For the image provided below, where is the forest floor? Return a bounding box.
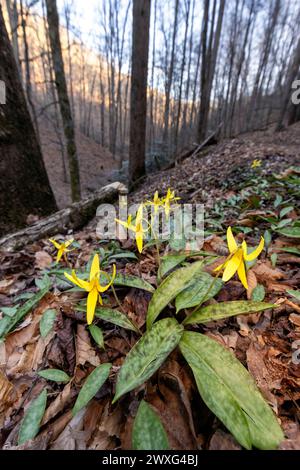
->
[0,123,300,450]
[40,119,119,208]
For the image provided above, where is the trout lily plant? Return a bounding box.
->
[11,189,284,450]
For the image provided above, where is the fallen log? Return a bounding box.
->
[0,182,127,251]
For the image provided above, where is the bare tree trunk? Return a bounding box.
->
[19,0,40,142]
[276,37,300,131]
[128,0,151,184]
[197,0,226,142]
[0,5,57,236]
[174,0,191,152]
[5,0,21,77]
[162,0,179,150]
[45,0,81,201]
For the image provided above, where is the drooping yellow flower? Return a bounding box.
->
[116,204,146,253]
[251,159,262,168]
[64,254,116,325]
[161,188,180,218]
[146,191,163,214]
[214,227,264,289]
[49,238,74,263]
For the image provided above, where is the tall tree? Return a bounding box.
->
[45,0,81,201]
[128,0,151,184]
[0,5,57,236]
[197,0,226,142]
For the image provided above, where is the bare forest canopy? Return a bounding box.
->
[3,0,300,164]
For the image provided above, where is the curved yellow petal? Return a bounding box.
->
[90,254,100,281]
[136,230,144,253]
[49,239,61,250]
[237,260,248,289]
[98,264,116,293]
[115,218,130,229]
[87,287,98,324]
[222,250,243,282]
[243,237,264,262]
[227,227,238,253]
[56,248,64,263]
[64,271,90,291]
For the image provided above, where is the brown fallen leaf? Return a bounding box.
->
[35,251,53,269]
[246,269,257,300]
[76,324,100,367]
[253,261,285,282]
[209,429,241,450]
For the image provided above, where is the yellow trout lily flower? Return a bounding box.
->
[146,191,163,214]
[115,204,146,253]
[251,159,262,168]
[215,227,264,289]
[161,188,180,218]
[49,238,74,263]
[64,254,116,325]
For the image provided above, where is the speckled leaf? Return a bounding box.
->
[183,301,274,325]
[276,227,300,238]
[175,272,223,312]
[158,254,187,278]
[147,261,204,329]
[180,332,284,450]
[73,363,111,415]
[88,324,105,349]
[112,318,184,403]
[38,369,70,383]
[95,307,139,333]
[113,273,154,292]
[287,289,300,301]
[76,306,139,333]
[18,390,47,445]
[40,309,56,337]
[251,284,265,302]
[0,285,50,340]
[132,400,169,450]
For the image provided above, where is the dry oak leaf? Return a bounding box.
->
[246,269,258,300]
[35,251,53,269]
[76,324,100,367]
[253,261,285,284]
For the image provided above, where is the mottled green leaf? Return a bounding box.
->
[279,206,294,219]
[175,272,223,312]
[73,363,111,415]
[183,301,274,325]
[113,273,154,292]
[287,289,300,301]
[251,285,265,302]
[180,332,284,449]
[279,247,300,256]
[147,261,204,329]
[40,309,56,337]
[0,285,50,340]
[263,230,272,249]
[113,318,184,403]
[270,253,277,268]
[18,390,47,445]
[94,307,139,333]
[1,305,19,318]
[158,254,186,278]
[276,227,300,238]
[88,324,105,349]
[38,369,70,383]
[132,400,169,450]
[76,305,139,333]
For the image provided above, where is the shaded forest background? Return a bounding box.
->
[1,0,300,208]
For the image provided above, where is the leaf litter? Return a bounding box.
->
[0,127,300,450]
